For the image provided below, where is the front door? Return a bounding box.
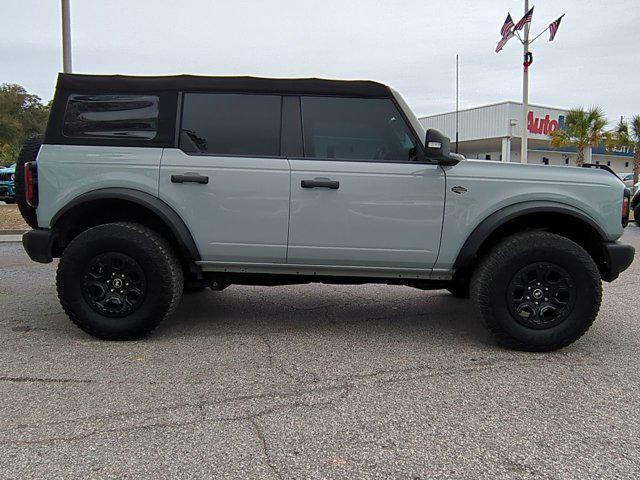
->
[160,93,290,264]
[287,96,445,269]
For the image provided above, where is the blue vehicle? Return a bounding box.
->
[0,163,16,204]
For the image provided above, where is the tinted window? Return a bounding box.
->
[63,95,159,139]
[180,93,281,156]
[301,97,418,161]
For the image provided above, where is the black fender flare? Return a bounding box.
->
[452,201,607,271]
[51,188,201,262]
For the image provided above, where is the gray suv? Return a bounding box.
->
[17,73,634,350]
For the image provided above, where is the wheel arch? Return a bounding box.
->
[452,201,608,277]
[51,188,201,266]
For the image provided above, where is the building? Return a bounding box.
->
[419,101,634,173]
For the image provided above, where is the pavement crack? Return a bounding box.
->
[250,417,284,480]
[257,333,304,384]
[0,376,92,384]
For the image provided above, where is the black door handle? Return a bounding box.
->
[171,174,209,184]
[301,178,339,189]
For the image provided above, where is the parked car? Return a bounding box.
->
[17,73,635,351]
[617,172,635,189]
[0,163,16,204]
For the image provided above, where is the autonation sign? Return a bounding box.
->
[527,111,565,136]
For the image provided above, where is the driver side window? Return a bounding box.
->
[300,96,418,162]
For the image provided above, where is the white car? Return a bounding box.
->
[618,172,635,189]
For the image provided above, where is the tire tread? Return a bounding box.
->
[56,222,183,340]
[471,231,602,351]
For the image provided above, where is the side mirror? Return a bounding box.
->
[425,129,461,166]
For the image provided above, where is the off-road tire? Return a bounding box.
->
[14,135,43,229]
[471,231,601,351]
[57,222,184,340]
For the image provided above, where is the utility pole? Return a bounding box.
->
[520,0,529,164]
[61,0,72,73]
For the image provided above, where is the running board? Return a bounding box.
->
[196,261,453,280]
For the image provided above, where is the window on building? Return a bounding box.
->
[63,94,159,139]
[485,154,491,160]
[626,162,630,168]
[542,157,549,165]
[607,161,611,166]
[565,157,569,165]
[595,161,600,165]
[300,97,417,161]
[180,93,282,156]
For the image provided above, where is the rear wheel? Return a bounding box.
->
[471,231,601,351]
[57,222,184,340]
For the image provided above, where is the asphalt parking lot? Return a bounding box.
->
[0,227,639,479]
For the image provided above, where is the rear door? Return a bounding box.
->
[159,93,290,263]
[287,96,445,269]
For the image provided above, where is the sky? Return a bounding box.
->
[2,0,639,123]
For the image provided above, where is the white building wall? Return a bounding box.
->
[419,102,510,141]
[419,101,634,172]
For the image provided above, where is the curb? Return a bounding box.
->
[0,234,23,243]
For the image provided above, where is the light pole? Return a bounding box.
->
[520,0,530,164]
[61,0,72,73]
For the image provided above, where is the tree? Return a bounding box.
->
[608,116,640,189]
[549,107,608,167]
[0,84,50,166]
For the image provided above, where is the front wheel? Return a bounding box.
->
[471,231,602,351]
[57,222,184,340]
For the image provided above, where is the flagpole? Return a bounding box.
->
[455,54,459,154]
[61,0,72,73]
[521,0,529,164]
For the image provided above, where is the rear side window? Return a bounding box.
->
[180,93,281,156]
[301,97,418,162]
[63,94,159,139]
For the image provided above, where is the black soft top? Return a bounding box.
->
[56,73,391,97]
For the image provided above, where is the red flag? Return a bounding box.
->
[549,14,565,41]
[514,7,534,31]
[500,14,515,37]
[495,31,515,53]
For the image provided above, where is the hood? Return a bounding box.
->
[449,159,624,189]
[0,164,16,174]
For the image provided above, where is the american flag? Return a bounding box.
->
[514,7,534,31]
[500,14,514,37]
[549,14,565,41]
[495,31,515,53]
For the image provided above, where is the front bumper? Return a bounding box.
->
[601,241,635,282]
[22,229,57,264]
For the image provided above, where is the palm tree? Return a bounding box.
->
[550,107,608,167]
[608,115,640,189]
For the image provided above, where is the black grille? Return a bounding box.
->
[0,172,12,182]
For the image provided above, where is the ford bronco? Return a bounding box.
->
[17,73,635,350]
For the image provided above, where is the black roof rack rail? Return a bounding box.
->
[581,163,618,178]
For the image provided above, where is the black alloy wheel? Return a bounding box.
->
[507,262,576,329]
[82,252,147,317]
